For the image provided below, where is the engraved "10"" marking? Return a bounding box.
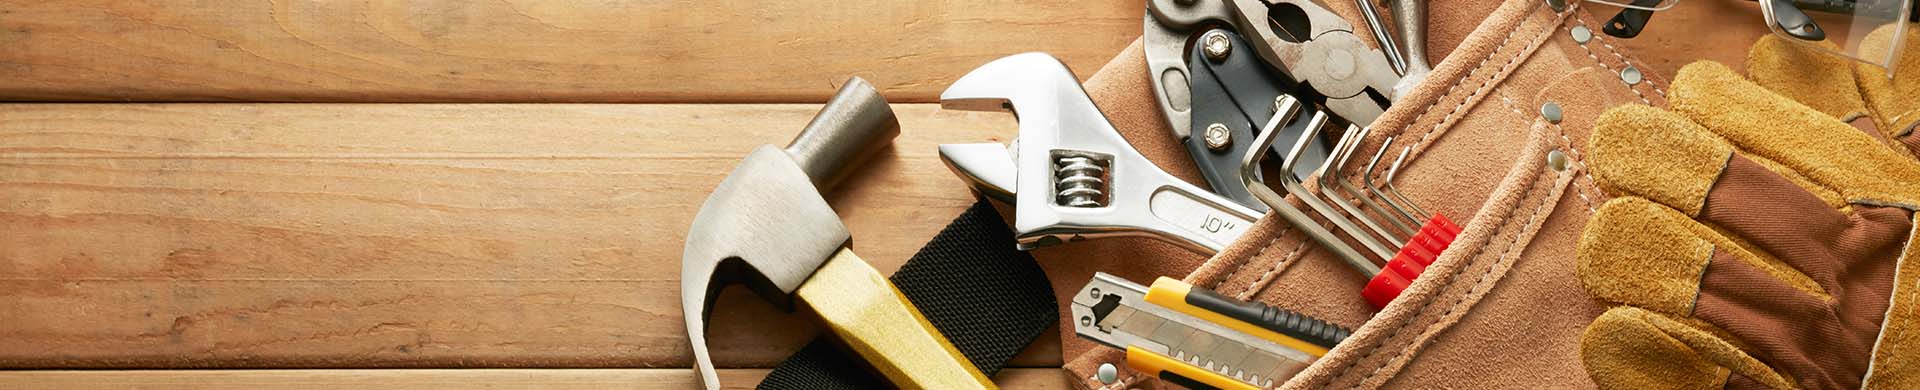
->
[1200,215,1236,233]
[1148,188,1253,251]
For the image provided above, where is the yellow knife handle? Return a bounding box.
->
[795,248,996,389]
[1143,277,1349,356]
[1125,346,1259,390]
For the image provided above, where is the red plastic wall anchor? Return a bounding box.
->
[1360,215,1459,309]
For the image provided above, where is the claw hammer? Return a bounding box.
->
[680,77,994,390]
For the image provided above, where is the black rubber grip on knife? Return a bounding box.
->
[1186,286,1351,349]
[1160,370,1222,390]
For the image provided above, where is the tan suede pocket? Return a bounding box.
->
[1287,118,1580,389]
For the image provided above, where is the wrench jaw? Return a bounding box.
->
[940,52,1112,250]
[938,53,1092,116]
[939,53,1261,254]
[936,143,1017,204]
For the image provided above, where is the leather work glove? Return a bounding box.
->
[1745,25,1920,158]
[1575,61,1920,389]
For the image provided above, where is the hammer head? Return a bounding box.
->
[682,77,898,390]
[684,145,851,310]
[682,145,849,388]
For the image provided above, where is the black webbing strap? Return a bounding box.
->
[757,200,1056,389]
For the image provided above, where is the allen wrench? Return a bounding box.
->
[1271,112,1400,261]
[1382,146,1431,218]
[1239,96,1383,276]
[1316,125,1416,242]
[1361,139,1428,223]
[1242,96,1459,309]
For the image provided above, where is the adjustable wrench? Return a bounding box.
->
[940,53,1260,254]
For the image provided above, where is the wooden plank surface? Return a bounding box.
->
[0,103,1059,368]
[0,368,1071,389]
[0,1,1139,103]
[1604,0,1773,79]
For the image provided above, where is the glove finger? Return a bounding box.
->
[1590,103,1845,216]
[1693,236,1888,390]
[1581,306,1792,390]
[1589,104,1733,216]
[1666,61,1920,208]
[1579,197,1715,315]
[1746,35,1870,125]
[1593,103,1850,213]
[1581,196,1900,389]
[1854,24,1920,147]
[1578,197,1829,314]
[1591,99,1877,289]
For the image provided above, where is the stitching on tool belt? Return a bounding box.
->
[1402,3,1565,157]
[1569,18,1656,105]
[1548,119,1601,212]
[1574,14,1668,100]
[1213,225,1294,292]
[1281,7,1567,385]
[1325,156,1555,384]
[1240,229,1314,299]
[1358,161,1568,385]
[1496,90,1600,212]
[1574,11,1666,98]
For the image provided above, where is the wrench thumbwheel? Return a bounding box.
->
[1054,156,1109,207]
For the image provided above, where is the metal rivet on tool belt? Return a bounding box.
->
[1571,25,1592,44]
[1205,123,1232,151]
[1540,102,1563,124]
[1620,66,1643,85]
[1098,363,1119,384]
[1546,0,1567,12]
[1548,150,1570,172]
[1203,31,1232,61]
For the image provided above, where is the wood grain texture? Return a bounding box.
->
[0,368,1072,389]
[0,1,1139,103]
[0,103,1060,368]
[1605,0,1773,80]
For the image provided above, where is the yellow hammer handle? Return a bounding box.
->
[795,248,995,389]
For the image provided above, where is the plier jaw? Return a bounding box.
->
[1146,0,1402,211]
[1150,0,1402,129]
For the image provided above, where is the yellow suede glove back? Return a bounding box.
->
[1575,60,1920,389]
[1746,27,1920,158]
